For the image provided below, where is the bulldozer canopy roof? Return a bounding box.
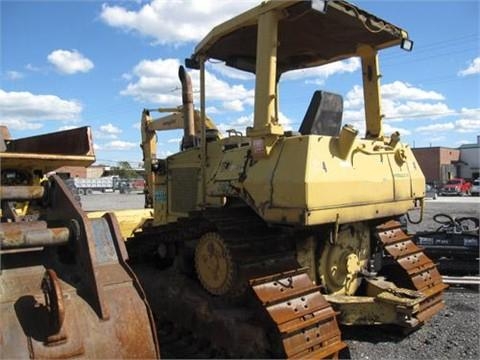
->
[188,0,409,74]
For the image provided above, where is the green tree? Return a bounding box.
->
[114,161,137,179]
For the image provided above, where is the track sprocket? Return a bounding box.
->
[194,232,235,295]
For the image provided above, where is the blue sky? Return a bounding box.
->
[1,0,479,167]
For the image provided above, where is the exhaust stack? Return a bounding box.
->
[179,66,195,149]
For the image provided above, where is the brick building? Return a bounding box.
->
[54,164,108,178]
[412,147,460,186]
[413,136,480,185]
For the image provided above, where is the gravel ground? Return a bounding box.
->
[345,290,479,360]
[408,196,479,234]
[82,193,480,359]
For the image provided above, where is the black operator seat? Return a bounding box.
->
[298,91,343,136]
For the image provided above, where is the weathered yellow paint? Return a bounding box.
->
[247,9,284,139]
[87,209,152,239]
[325,277,424,326]
[240,135,423,225]
[358,44,383,138]
[146,0,423,231]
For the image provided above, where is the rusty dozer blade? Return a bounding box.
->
[0,175,160,359]
[250,268,347,359]
[0,126,95,173]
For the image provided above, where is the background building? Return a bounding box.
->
[412,147,460,186]
[413,135,480,185]
[458,136,480,180]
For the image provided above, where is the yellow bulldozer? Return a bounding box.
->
[126,0,447,358]
[0,126,159,358]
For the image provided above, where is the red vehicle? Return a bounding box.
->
[439,178,472,196]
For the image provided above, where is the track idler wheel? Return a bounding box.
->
[194,232,235,295]
[318,223,370,295]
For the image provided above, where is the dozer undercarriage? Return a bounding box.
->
[0,126,159,359]
[129,205,446,358]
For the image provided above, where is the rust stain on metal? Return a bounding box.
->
[377,220,448,323]
[251,268,347,359]
[1,174,159,359]
[0,185,45,200]
[41,269,67,344]
[0,223,70,249]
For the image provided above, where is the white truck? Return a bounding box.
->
[73,176,119,195]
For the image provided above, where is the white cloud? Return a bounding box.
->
[94,132,118,140]
[167,137,181,143]
[121,58,254,112]
[455,119,480,133]
[6,71,24,80]
[384,101,451,121]
[458,107,480,119]
[202,70,254,106]
[206,106,220,114]
[25,64,41,72]
[0,119,43,131]
[0,89,82,130]
[410,108,480,135]
[223,99,244,112]
[132,122,141,130]
[382,81,444,101]
[57,125,78,131]
[216,114,251,135]
[102,140,137,150]
[278,112,294,131]
[415,123,455,133]
[122,73,133,81]
[100,0,255,45]
[343,81,452,123]
[458,57,480,77]
[208,63,255,81]
[100,123,122,134]
[283,58,360,84]
[120,58,183,103]
[383,123,411,136]
[47,49,94,74]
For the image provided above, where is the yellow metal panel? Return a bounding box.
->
[263,199,416,226]
[213,147,249,181]
[305,137,395,209]
[243,141,283,211]
[388,152,412,200]
[271,137,308,207]
[87,209,152,239]
[358,45,383,138]
[252,135,425,226]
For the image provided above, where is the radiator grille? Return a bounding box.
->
[170,167,199,213]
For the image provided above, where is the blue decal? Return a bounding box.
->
[155,189,167,203]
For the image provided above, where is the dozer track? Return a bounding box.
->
[201,207,347,358]
[376,220,448,325]
[129,207,346,358]
[250,269,347,359]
